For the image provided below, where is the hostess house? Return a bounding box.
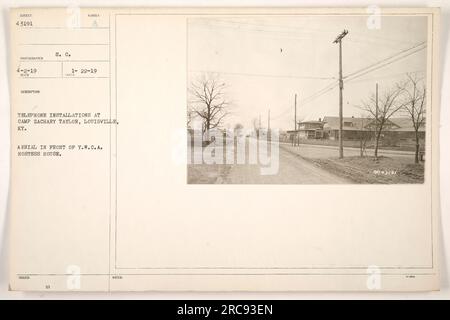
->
[288,116,425,147]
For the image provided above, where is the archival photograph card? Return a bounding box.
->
[8,7,440,291]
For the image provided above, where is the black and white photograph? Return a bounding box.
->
[2,5,445,296]
[187,14,428,184]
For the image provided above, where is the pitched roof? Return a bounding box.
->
[298,120,323,125]
[322,116,425,132]
[390,118,426,132]
[322,116,372,131]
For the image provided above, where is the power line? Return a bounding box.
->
[271,104,295,120]
[207,19,418,46]
[195,19,319,38]
[265,70,423,122]
[345,70,425,85]
[301,80,339,105]
[344,46,426,83]
[299,42,426,107]
[241,44,426,124]
[188,26,427,126]
[343,42,426,80]
[191,20,316,42]
[188,70,335,80]
[189,29,426,111]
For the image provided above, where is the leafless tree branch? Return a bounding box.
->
[188,74,231,136]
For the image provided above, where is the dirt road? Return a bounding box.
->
[220,144,351,184]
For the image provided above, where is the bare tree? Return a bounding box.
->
[188,74,230,141]
[187,106,194,129]
[251,117,262,139]
[252,118,259,132]
[234,123,244,137]
[361,84,405,159]
[398,74,426,163]
[358,116,370,157]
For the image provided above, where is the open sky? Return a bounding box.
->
[187,15,428,131]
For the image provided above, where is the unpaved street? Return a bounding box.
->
[219,144,351,184]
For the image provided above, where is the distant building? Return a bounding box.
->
[288,116,425,147]
[297,119,324,139]
[383,117,426,147]
[322,116,372,140]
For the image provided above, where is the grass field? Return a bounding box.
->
[187,163,232,184]
[307,156,424,184]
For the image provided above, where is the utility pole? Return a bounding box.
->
[268,109,270,130]
[333,29,348,159]
[294,94,297,131]
[375,83,378,125]
[294,93,297,146]
[375,83,379,158]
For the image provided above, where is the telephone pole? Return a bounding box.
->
[333,29,348,159]
[294,93,297,146]
[268,109,270,130]
[375,83,379,123]
[294,94,297,131]
[375,83,379,158]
